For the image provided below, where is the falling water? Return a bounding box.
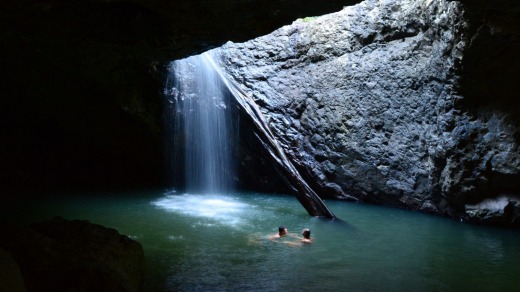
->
[164,52,236,193]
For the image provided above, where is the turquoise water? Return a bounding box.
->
[4,190,520,291]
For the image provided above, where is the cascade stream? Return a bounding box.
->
[165,52,237,194]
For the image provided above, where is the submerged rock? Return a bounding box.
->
[216,0,520,226]
[0,217,145,291]
[465,196,520,226]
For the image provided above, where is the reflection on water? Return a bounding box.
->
[3,191,520,291]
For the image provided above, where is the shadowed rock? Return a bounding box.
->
[0,247,26,292]
[0,217,145,292]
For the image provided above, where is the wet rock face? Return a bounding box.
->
[0,217,145,291]
[217,0,520,225]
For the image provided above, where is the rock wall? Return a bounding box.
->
[217,0,520,225]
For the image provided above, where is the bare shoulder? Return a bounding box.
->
[268,234,280,241]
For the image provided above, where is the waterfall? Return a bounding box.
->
[164,52,236,194]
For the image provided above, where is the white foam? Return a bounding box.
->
[151,194,248,226]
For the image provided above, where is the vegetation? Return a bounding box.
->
[299,16,318,23]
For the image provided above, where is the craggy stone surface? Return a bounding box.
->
[217,0,520,226]
[0,217,145,291]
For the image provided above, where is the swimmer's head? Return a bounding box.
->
[302,228,311,239]
[278,225,287,235]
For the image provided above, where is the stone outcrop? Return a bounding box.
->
[216,0,520,226]
[0,217,145,291]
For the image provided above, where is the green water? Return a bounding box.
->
[4,190,520,291]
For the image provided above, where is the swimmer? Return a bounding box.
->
[301,228,312,243]
[269,225,288,241]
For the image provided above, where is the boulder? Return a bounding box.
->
[0,217,145,292]
[465,197,520,226]
[0,247,26,292]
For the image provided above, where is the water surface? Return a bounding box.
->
[4,191,520,291]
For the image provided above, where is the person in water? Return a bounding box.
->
[301,228,312,243]
[269,225,288,241]
[279,228,313,246]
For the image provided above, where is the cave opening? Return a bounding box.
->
[1,0,520,290]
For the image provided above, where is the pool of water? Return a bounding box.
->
[3,190,520,291]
